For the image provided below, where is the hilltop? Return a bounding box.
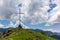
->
[0,25,55,40]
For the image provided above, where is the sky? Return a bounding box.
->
[0,0,60,32]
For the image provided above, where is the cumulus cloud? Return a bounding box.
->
[0,0,18,20]
[1,0,49,28]
[0,0,60,28]
[22,0,60,26]
[6,20,30,29]
[22,0,49,24]
[43,29,60,33]
[0,0,24,28]
[0,24,4,28]
[21,22,30,29]
[46,0,60,26]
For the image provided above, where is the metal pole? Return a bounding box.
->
[18,7,24,26]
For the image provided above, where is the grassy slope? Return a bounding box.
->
[0,28,55,40]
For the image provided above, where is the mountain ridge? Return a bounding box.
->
[0,27,55,40]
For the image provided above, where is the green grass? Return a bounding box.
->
[0,28,55,40]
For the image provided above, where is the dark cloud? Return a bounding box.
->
[0,0,19,20]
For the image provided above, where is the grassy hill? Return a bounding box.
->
[0,28,55,40]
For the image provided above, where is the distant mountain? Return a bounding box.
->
[31,29,44,33]
[0,28,8,32]
[33,29,60,40]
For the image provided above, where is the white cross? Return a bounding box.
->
[15,7,24,25]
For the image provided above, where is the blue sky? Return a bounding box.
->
[0,0,60,32]
[0,20,10,26]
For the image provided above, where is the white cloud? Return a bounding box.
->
[0,24,4,28]
[0,0,19,20]
[43,29,60,33]
[5,0,50,28]
[22,0,49,24]
[6,20,30,29]
[21,22,30,29]
[6,22,16,28]
[21,0,60,26]
[0,0,4,7]
[6,20,20,28]
[0,0,60,28]
[46,0,60,26]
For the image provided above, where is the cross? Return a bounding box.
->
[16,3,24,25]
[18,4,24,26]
[18,8,24,22]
